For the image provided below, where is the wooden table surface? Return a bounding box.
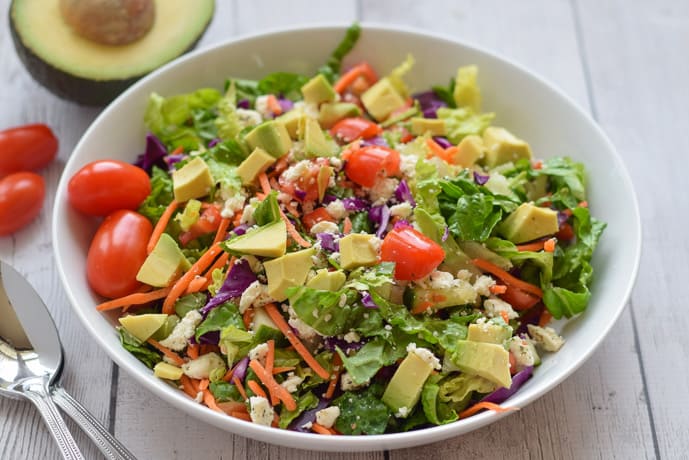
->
[1,1,686,459]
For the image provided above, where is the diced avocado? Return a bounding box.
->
[245,120,293,158]
[498,203,559,244]
[306,269,346,291]
[154,362,184,380]
[301,73,337,105]
[318,102,362,128]
[409,117,446,137]
[382,351,434,416]
[482,127,532,168]
[237,147,276,186]
[252,305,280,333]
[407,283,478,311]
[264,248,316,301]
[339,234,379,270]
[525,174,549,201]
[451,340,512,389]
[172,156,214,202]
[225,220,287,257]
[150,315,180,341]
[119,314,168,342]
[453,65,482,111]
[136,234,189,287]
[450,135,485,167]
[467,322,513,344]
[276,110,306,140]
[361,78,407,121]
[303,117,335,157]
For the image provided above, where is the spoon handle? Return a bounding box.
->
[52,385,138,460]
[21,379,85,460]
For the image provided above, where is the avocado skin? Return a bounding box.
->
[8,1,213,106]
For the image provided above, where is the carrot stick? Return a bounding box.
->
[146,338,185,366]
[242,307,254,330]
[249,359,297,410]
[258,172,272,195]
[247,380,268,399]
[279,208,311,248]
[265,94,283,115]
[472,258,543,298]
[342,216,352,234]
[212,217,231,245]
[515,241,545,252]
[96,287,172,311]
[162,243,224,314]
[198,378,209,391]
[180,375,197,398]
[265,340,275,375]
[538,309,553,327]
[444,146,460,159]
[203,389,223,413]
[426,138,451,162]
[500,310,510,324]
[185,276,208,294]
[233,376,248,401]
[458,401,518,419]
[410,300,434,315]
[217,401,248,415]
[325,354,342,400]
[543,238,557,253]
[283,201,301,218]
[311,423,334,435]
[264,304,329,379]
[187,343,199,360]
[333,62,378,94]
[230,411,252,422]
[147,200,179,254]
[489,284,508,295]
[271,366,295,375]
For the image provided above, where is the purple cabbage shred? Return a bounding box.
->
[134,133,167,173]
[316,233,340,252]
[413,91,447,119]
[360,291,379,309]
[442,226,450,242]
[481,366,534,404]
[361,136,389,147]
[393,219,411,230]
[197,330,220,345]
[288,398,330,432]
[473,171,490,185]
[394,179,416,207]
[232,356,250,382]
[323,336,365,354]
[278,97,294,113]
[201,259,256,315]
[237,99,250,109]
[369,204,390,239]
[432,136,453,149]
[208,138,221,148]
[342,197,369,212]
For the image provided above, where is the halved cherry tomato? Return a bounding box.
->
[302,207,335,232]
[0,124,58,176]
[380,226,445,281]
[556,222,575,241]
[344,145,401,188]
[179,205,222,246]
[68,160,151,216]
[0,172,45,235]
[330,117,382,143]
[499,285,541,311]
[278,158,328,202]
[86,210,152,299]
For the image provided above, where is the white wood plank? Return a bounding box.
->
[575,0,689,457]
[361,1,656,458]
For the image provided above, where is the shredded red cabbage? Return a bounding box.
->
[360,291,379,309]
[480,366,533,404]
[369,204,390,238]
[208,138,221,148]
[134,133,168,173]
[441,226,450,242]
[433,136,453,149]
[294,189,307,200]
[473,171,490,185]
[394,179,416,206]
[198,330,220,345]
[413,91,447,119]
[342,197,369,212]
[393,219,411,230]
[230,224,248,236]
[237,99,250,109]
[323,336,365,354]
[201,259,256,315]
[316,233,340,252]
[558,210,570,227]
[516,303,544,335]
[232,356,250,382]
[361,136,389,147]
[278,97,294,113]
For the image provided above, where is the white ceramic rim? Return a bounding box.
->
[53,22,642,452]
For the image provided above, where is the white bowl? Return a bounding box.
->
[53,24,641,451]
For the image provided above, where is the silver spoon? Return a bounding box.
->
[0,260,137,460]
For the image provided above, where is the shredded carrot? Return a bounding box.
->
[212,218,231,245]
[578,200,588,208]
[269,156,290,178]
[233,376,248,401]
[264,304,329,379]
[217,401,248,415]
[147,200,179,254]
[458,401,518,419]
[199,344,220,356]
[247,379,268,399]
[325,354,342,400]
[490,284,508,295]
[311,423,334,435]
[185,276,208,294]
[265,340,275,375]
[342,216,352,234]
[187,343,199,360]
[333,62,378,93]
[272,412,280,428]
[271,366,295,375]
[532,160,543,170]
[198,378,209,391]
[146,338,185,366]
[265,94,283,115]
[202,389,223,413]
[269,176,281,191]
[279,208,311,248]
[242,307,254,330]
[538,310,553,327]
[162,243,224,314]
[258,172,272,195]
[222,360,241,382]
[472,258,543,298]
[500,310,510,324]
[410,300,434,315]
[426,137,447,159]
[232,211,244,230]
[180,375,197,398]
[543,238,557,253]
[96,287,171,311]
[283,200,301,218]
[249,360,295,409]
[516,241,545,252]
[189,378,201,393]
[444,145,460,160]
[231,411,252,422]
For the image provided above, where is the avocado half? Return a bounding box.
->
[9,0,215,106]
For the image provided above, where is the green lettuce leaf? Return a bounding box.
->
[333,383,391,435]
[421,374,459,425]
[436,107,494,144]
[209,381,243,402]
[118,328,161,369]
[254,191,281,226]
[257,72,309,101]
[195,303,244,341]
[174,292,206,318]
[287,287,361,336]
[438,373,496,410]
[318,23,361,82]
[137,166,174,224]
[279,392,319,429]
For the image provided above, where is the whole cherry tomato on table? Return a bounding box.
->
[344,145,400,188]
[68,159,151,216]
[0,124,58,176]
[86,210,152,299]
[0,172,45,236]
[380,225,445,281]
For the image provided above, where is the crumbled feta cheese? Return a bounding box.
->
[158,310,202,351]
[182,352,225,379]
[240,199,259,225]
[527,324,565,352]
[329,156,343,169]
[236,108,262,128]
[240,255,263,273]
[456,269,473,281]
[249,396,275,426]
[367,236,382,255]
[395,407,411,418]
[282,159,312,182]
[340,372,368,391]
[368,177,398,205]
[239,281,272,313]
[508,336,540,369]
[338,293,347,307]
[329,252,341,263]
[400,154,418,179]
[484,297,519,320]
[301,421,313,430]
[315,406,341,428]
[473,275,496,297]
[280,372,304,393]
[343,331,360,343]
[325,199,347,220]
[288,307,320,340]
[406,343,441,370]
[248,343,269,364]
[389,202,413,218]
[419,271,455,290]
[221,193,246,219]
[310,220,340,235]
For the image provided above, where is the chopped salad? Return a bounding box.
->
[86,24,606,435]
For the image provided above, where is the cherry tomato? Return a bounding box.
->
[380,226,445,281]
[499,285,540,311]
[0,124,58,176]
[278,158,328,202]
[68,160,151,216]
[302,207,335,232]
[0,172,45,235]
[87,210,152,299]
[330,117,382,143]
[344,145,400,188]
[179,205,222,246]
[556,222,575,241]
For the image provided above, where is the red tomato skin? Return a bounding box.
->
[68,160,151,216]
[302,207,335,232]
[499,285,540,311]
[86,210,152,299]
[0,172,45,235]
[344,146,401,188]
[0,124,58,176]
[330,118,382,143]
[380,226,445,281]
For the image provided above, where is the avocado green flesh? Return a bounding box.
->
[382,352,434,415]
[9,0,214,105]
